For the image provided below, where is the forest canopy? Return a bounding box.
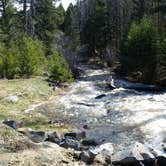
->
[0,0,166,85]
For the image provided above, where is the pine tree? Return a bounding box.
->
[63,3,75,36]
[0,0,18,43]
[63,3,80,48]
[34,0,59,54]
[56,3,65,29]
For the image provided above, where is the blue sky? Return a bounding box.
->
[60,0,76,10]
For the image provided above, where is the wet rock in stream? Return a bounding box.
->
[83,124,90,129]
[95,94,106,99]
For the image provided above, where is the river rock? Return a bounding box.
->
[82,139,98,146]
[29,131,46,143]
[45,132,60,144]
[141,158,155,166]
[3,120,22,129]
[60,137,81,150]
[5,95,19,103]
[83,124,90,130]
[80,149,97,164]
[95,94,106,99]
[112,157,140,166]
[64,131,86,140]
[156,156,166,166]
[131,142,154,160]
[17,128,46,143]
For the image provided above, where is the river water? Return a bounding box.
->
[58,65,166,160]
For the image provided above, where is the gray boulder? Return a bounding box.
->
[60,137,81,150]
[45,132,60,144]
[29,131,46,143]
[3,120,22,129]
[81,139,98,147]
[17,128,46,143]
[113,157,141,166]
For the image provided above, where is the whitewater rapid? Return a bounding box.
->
[59,65,166,160]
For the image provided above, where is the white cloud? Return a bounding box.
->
[60,0,76,10]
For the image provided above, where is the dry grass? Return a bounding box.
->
[0,77,51,121]
[0,77,71,132]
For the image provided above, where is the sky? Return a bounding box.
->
[14,0,76,11]
[60,0,76,10]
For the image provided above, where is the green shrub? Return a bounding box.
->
[0,34,73,83]
[16,35,46,77]
[0,43,19,79]
[121,18,158,83]
[48,51,73,83]
[0,34,46,79]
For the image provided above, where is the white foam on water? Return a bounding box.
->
[59,65,166,157]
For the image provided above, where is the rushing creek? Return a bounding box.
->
[56,65,166,160]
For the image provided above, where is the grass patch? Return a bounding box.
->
[0,77,52,124]
[0,77,72,132]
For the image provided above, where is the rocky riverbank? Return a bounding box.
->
[1,120,166,166]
